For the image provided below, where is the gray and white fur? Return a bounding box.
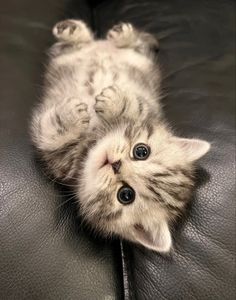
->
[31,20,210,252]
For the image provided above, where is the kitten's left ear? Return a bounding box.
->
[133,220,172,253]
[171,137,210,162]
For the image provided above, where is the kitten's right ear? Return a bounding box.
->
[171,137,210,162]
[132,220,172,253]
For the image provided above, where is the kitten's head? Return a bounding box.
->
[77,119,210,252]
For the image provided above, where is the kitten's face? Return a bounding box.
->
[77,121,210,252]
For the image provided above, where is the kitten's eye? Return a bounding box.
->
[117,185,135,205]
[133,143,150,160]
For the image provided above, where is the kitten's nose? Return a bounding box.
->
[111,160,121,174]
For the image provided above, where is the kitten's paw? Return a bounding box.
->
[59,99,90,130]
[107,23,137,47]
[94,86,125,119]
[53,19,93,43]
[73,102,90,127]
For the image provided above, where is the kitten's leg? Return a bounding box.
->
[33,98,90,152]
[32,98,91,181]
[52,19,94,45]
[107,23,159,55]
[94,85,142,121]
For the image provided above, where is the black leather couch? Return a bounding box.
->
[0,1,235,299]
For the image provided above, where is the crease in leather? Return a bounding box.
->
[120,241,135,300]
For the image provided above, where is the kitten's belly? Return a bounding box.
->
[52,41,155,128]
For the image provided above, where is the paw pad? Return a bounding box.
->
[107,23,136,47]
[53,20,79,39]
[52,19,93,43]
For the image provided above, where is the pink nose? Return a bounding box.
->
[111,160,121,174]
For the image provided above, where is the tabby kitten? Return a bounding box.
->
[31,20,210,252]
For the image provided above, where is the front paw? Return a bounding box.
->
[59,99,90,130]
[94,86,125,119]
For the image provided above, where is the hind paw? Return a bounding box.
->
[53,19,93,43]
[107,23,137,47]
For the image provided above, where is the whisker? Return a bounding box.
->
[40,168,79,188]
[52,191,77,198]
[54,194,78,210]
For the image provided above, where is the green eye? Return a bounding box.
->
[133,143,150,160]
[117,185,135,205]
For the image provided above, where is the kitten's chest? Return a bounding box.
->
[68,50,126,126]
[74,55,122,128]
[54,41,154,127]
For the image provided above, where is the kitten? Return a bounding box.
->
[31,20,210,252]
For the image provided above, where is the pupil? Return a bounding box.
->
[133,143,150,160]
[121,188,132,201]
[117,185,135,204]
[136,146,147,157]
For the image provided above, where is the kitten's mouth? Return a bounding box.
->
[99,153,110,169]
[99,153,121,174]
[101,157,109,168]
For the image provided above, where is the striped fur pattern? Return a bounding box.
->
[31,20,210,252]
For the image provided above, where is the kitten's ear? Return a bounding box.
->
[133,221,172,253]
[172,137,210,162]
